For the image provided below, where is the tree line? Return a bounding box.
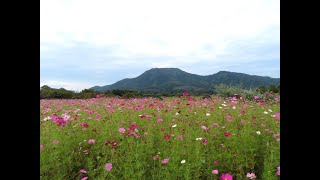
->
[40,84,279,99]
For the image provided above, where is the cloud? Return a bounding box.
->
[41,0,279,90]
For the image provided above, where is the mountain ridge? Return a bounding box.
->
[91,68,280,92]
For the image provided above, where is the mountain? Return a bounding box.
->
[91,68,280,92]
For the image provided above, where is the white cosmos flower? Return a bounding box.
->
[194,112,197,115]
[219,106,222,109]
[206,113,210,116]
[264,111,268,114]
[181,160,186,164]
[256,131,261,135]
[176,112,180,115]
[172,124,177,127]
[222,104,227,106]
[196,138,203,140]
[269,109,273,112]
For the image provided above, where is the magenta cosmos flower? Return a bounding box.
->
[164,134,170,140]
[88,139,95,144]
[105,163,113,171]
[178,135,183,140]
[202,138,207,145]
[277,166,280,176]
[161,158,169,164]
[118,128,126,133]
[81,177,88,180]
[212,170,219,174]
[220,173,232,180]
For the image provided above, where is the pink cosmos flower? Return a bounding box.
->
[273,134,280,138]
[178,135,183,140]
[105,163,113,171]
[161,158,169,164]
[220,173,233,180]
[80,123,89,129]
[212,123,219,127]
[213,160,218,164]
[202,103,207,107]
[232,106,236,109]
[157,119,163,123]
[88,139,95,144]
[108,108,115,113]
[277,166,280,176]
[254,96,259,99]
[80,169,87,173]
[52,140,59,144]
[212,170,219,174]
[241,120,245,124]
[153,156,158,160]
[276,138,280,142]
[40,145,43,150]
[81,177,88,180]
[266,93,270,97]
[183,92,190,96]
[246,173,256,179]
[118,128,126,133]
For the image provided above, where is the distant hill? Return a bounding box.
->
[91,68,280,92]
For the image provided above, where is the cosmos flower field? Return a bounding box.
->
[40,94,280,179]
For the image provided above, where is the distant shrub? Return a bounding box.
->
[214,84,280,101]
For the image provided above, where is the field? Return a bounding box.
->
[40,94,280,179]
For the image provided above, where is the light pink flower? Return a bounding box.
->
[81,177,88,180]
[118,128,126,133]
[105,163,113,171]
[40,145,43,150]
[161,158,169,164]
[178,135,183,140]
[277,166,280,176]
[88,139,95,144]
[52,140,59,144]
[212,170,219,174]
[246,173,256,179]
[153,156,158,160]
[202,103,206,107]
[201,126,208,131]
[157,119,163,123]
[80,169,87,173]
[232,106,236,109]
[254,96,259,99]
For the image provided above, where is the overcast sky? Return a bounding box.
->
[40,0,280,91]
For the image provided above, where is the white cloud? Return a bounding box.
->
[41,0,279,58]
[40,80,107,91]
[40,0,280,90]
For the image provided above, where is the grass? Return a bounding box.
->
[40,95,280,179]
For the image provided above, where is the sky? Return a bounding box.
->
[40,0,280,91]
